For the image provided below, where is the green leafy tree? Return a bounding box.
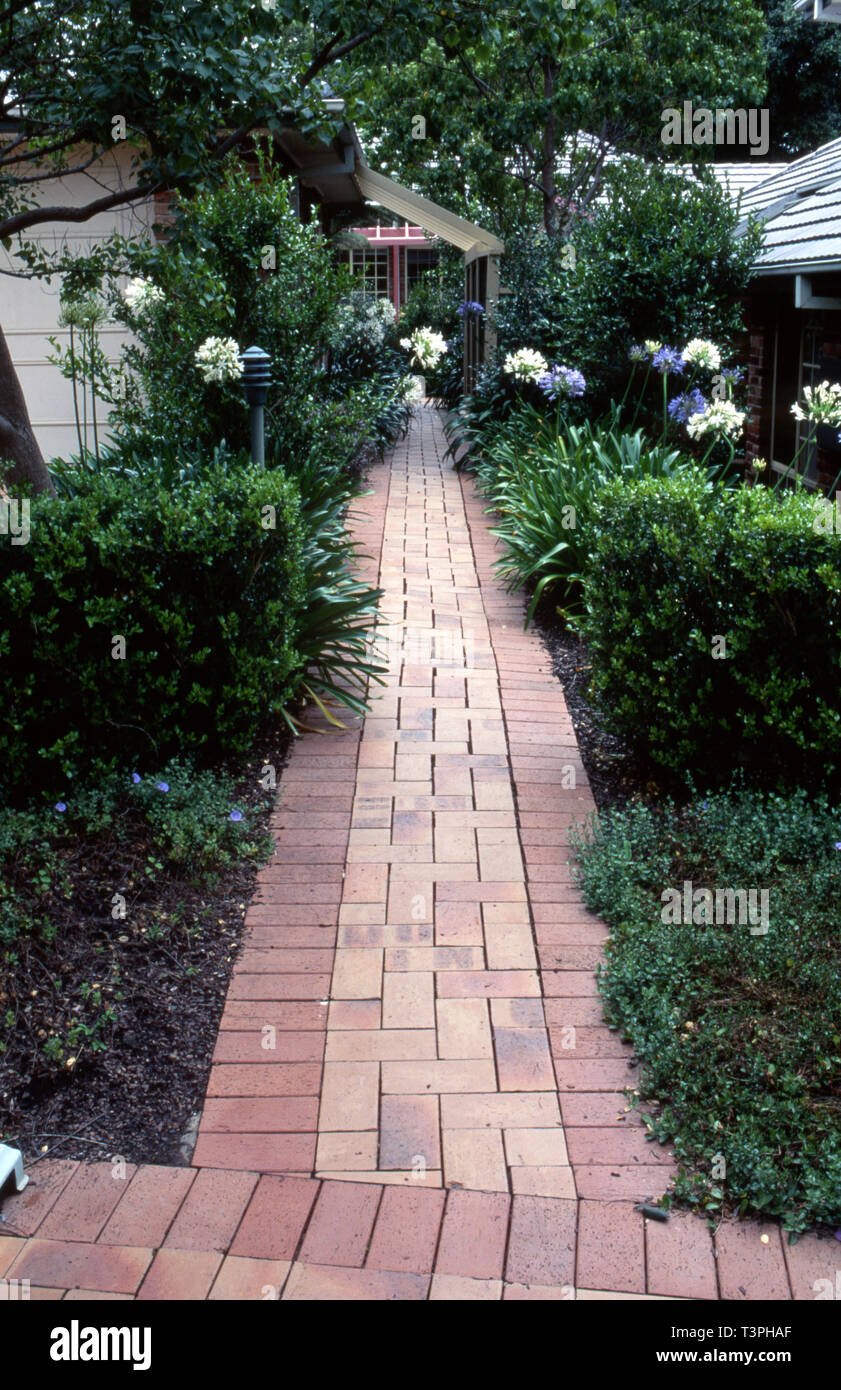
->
[0,0,503,493]
[761,0,841,156]
[348,0,767,238]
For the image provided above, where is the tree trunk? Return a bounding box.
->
[0,320,55,495]
[541,58,557,238]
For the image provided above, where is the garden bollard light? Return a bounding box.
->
[239,345,271,467]
[0,1142,28,1195]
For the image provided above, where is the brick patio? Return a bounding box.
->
[1,406,836,1300]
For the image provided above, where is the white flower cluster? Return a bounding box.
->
[400,326,448,370]
[402,374,426,404]
[503,348,548,383]
[193,336,244,384]
[332,292,396,354]
[122,276,165,316]
[790,380,841,427]
[683,338,722,372]
[686,399,745,441]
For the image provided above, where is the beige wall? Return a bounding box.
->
[1,147,156,461]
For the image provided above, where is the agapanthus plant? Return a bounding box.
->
[668,389,707,424]
[682,338,722,372]
[623,335,743,455]
[457,301,484,318]
[651,346,686,375]
[400,326,448,371]
[194,336,244,385]
[539,364,586,401]
[790,380,841,427]
[777,380,841,491]
[503,348,549,383]
[686,399,745,442]
[122,276,165,316]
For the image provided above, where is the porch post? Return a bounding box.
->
[391,243,401,313]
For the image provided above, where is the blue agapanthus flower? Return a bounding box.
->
[719,366,744,385]
[668,389,707,423]
[539,364,586,400]
[457,301,484,317]
[652,346,686,375]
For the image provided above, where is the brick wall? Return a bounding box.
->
[743,299,767,465]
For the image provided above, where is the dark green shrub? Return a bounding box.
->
[492,165,761,415]
[0,458,305,796]
[571,790,841,1233]
[111,152,345,461]
[580,473,841,787]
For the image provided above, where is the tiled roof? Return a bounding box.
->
[733,136,841,272]
[710,163,788,198]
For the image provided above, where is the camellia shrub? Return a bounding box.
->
[493,163,761,415]
[580,471,841,788]
[0,457,305,797]
[110,151,344,461]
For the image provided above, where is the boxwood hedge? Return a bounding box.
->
[0,460,305,797]
[580,472,841,788]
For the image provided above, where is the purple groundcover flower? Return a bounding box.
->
[156,781,169,793]
[457,301,484,317]
[652,346,686,375]
[55,802,67,813]
[668,389,708,423]
[132,772,141,784]
[230,810,243,822]
[539,363,586,400]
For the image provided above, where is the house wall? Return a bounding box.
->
[348,225,439,313]
[1,146,155,462]
[744,289,841,489]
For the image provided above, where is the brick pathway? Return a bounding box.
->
[1,406,837,1300]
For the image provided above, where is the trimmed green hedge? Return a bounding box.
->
[580,472,841,787]
[0,461,304,796]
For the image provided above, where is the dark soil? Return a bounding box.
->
[0,729,291,1168]
[536,614,673,812]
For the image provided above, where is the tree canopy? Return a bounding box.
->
[345,0,768,236]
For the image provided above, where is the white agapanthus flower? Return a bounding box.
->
[503,348,549,383]
[790,380,841,427]
[686,399,745,441]
[643,339,663,356]
[402,374,426,404]
[400,326,448,371]
[682,338,722,372]
[123,276,165,315]
[194,336,244,384]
